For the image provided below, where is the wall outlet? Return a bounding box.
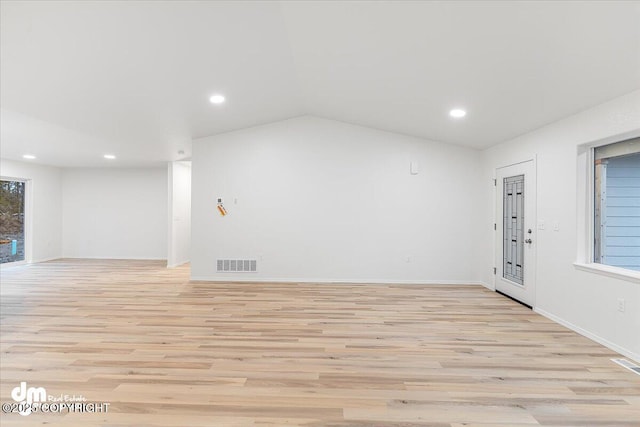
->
[617,298,625,312]
[406,256,412,263]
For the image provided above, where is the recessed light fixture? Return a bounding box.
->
[209,94,225,104]
[449,108,467,118]
[103,154,116,160]
[22,154,36,159]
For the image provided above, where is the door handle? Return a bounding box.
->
[525,238,533,244]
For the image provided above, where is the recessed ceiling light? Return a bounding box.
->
[22,154,36,159]
[449,108,467,118]
[209,94,225,104]
[104,154,116,160]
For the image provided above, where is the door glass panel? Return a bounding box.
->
[0,180,26,264]
[503,175,524,285]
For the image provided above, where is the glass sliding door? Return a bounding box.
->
[0,179,26,264]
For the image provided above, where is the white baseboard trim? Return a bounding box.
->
[167,261,190,268]
[479,281,495,291]
[534,307,640,363]
[32,257,62,263]
[61,256,167,261]
[0,261,27,269]
[0,257,61,270]
[190,276,483,285]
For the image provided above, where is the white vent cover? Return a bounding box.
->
[611,358,640,375]
[216,259,257,273]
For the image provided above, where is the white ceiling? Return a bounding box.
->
[1,1,639,167]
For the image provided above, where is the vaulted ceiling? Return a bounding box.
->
[1,1,639,167]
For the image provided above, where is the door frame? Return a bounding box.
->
[493,157,537,308]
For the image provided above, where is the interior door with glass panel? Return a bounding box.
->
[495,160,536,307]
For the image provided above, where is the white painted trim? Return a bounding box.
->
[492,174,497,290]
[167,161,173,269]
[190,277,483,285]
[1,257,62,270]
[494,156,538,307]
[576,148,593,264]
[24,179,33,264]
[167,161,191,269]
[573,262,640,284]
[479,281,495,291]
[0,260,27,269]
[535,307,640,363]
[0,175,32,264]
[167,261,189,268]
[579,129,640,153]
[61,256,167,261]
[31,257,62,264]
[576,129,640,265]
[611,358,640,376]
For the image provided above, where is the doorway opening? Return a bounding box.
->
[167,161,192,268]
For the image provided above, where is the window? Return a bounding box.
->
[594,138,640,271]
[0,179,26,264]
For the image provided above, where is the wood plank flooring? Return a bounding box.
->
[0,259,638,426]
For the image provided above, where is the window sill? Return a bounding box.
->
[573,262,640,284]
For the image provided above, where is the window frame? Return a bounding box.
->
[575,130,640,284]
[0,175,32,267]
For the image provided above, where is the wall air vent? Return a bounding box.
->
[611,358,640,376]
[216,259,257,273]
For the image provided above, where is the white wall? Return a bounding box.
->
[167,161,191,267]
[62,168,167,259]
[477,90,640,361]
[0,159,62,262]
[192,116,482,283]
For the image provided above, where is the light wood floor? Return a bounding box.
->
[0,259,638,426]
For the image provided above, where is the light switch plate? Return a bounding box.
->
[410,161,419,175]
